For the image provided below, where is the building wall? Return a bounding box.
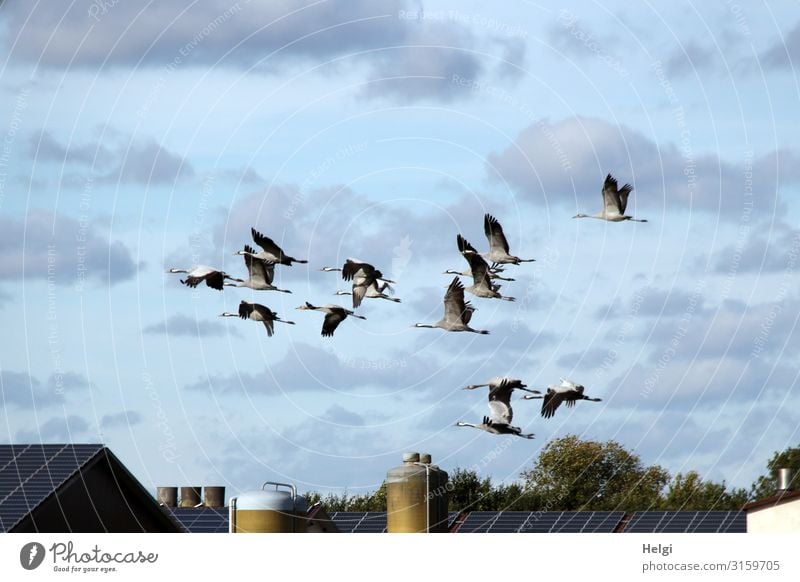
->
[746,499,800,533]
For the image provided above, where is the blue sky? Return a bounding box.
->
[1,0,799,499]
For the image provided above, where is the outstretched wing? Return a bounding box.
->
[342,259,374,282]
[617,182,633,214]
[602,174,623,215]
[251,228,284,258]
[458,234,490,286]
[541,388,565,419]
[252,304,276,337]
[488,399,513,425]
[462,301,476,324]
[443,277,468,323]
[321,308,347,337]
[243,245,275,285]
[488,378,514,409]
[238,300,254,320]
[484,214,510,254]
[351,282,368,308]
[204,271,225,290]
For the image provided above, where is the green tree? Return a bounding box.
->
[520,435,670,511]
[659,471,749,510]
[446,468,495,511]
[488,482,540,511]
[303,483,387,512]
[750,445,800,499]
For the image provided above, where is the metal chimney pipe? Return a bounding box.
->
[180,486,202,507]
[204,486,225,508]
[156,486,178,507]
[777,468,795,491]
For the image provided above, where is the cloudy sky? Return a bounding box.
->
[1,0,799,500]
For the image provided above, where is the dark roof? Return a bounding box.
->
[623,511,745,533]
[456,511,624,533]
[329,511,387,533]
[0,444,104,532]
[169,509,459,533]
[0,443,181,533]
[168,507,228,533]
[742,489,800,512]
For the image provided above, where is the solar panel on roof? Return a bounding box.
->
[0,444,104,532]
[170,507,229,533]
[329,511,389,533]
[455,511,625,533]
[624,511,745,533]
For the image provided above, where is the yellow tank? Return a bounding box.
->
[387,452,447,533]
[230,482,302,533]
[420,454,449,532]
[292,495,309,533]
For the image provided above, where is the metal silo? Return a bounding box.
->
[387,452,448,533]
[420,454,449,533]
[229,482,304,533]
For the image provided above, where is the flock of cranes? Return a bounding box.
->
[168,174,644,439]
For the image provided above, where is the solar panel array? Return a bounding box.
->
[328,511,459,532]
[329,511,387,532]
[169,507,229,533]
[0,444,104,532]
[624,511,746,533]
[457,511,625,533]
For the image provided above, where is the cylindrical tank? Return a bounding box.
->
[427,463,449,532]
[292,495,309,533]
[204,486,225,508]
[778,468,796,491]
[179,486,201,507]
[387,452,431,533]
[230,482,298,533]
[156,486,178,507]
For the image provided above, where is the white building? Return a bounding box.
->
[744,489,800,533]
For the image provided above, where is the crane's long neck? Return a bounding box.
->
[219,312,238,317]
[168,268,188,274]
[463,384,489,390]
[414,323,435,328]
[456,422,478,429]
[276,318,296,325]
